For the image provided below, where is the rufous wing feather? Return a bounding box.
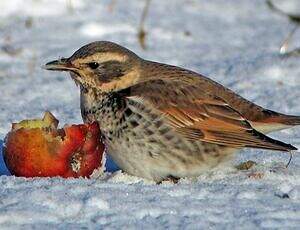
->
[126,80,297,152]
[161,99,296,151]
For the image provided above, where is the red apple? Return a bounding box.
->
[3,112,105,178]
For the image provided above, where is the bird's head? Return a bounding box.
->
[44,41,142,93]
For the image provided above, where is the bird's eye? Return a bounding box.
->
[88,62,99,69]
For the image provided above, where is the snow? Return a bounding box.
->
[0,0,300,228]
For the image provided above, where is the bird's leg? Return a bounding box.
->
[157,175,180,185]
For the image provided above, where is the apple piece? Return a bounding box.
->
[3,112,105,178]
[12,111,58,130]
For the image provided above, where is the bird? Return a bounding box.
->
[44,41,300,182]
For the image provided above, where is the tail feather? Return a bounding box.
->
[252,109,300,133]
[278,115,300,126]
[261,110,300,126]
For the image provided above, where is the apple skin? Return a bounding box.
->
[3,112,105,178]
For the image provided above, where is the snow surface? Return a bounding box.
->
[0,0,300,228]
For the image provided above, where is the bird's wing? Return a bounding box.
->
[126,79,296,151]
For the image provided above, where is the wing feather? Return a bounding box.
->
[125,79,296,151]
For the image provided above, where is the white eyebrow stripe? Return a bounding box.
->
[76,52,128,64]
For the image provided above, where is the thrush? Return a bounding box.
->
[44,41,300,182]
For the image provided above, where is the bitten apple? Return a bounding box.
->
[3,112,105,178]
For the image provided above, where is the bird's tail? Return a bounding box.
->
[279,115,300,126]
[251,109,300,133]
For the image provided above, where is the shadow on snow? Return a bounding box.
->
[0,140,10,176]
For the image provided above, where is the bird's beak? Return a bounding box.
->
[43,58,76,71]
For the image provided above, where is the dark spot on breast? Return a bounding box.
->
[120,114,126,123]
[135,113,143,120]
[131,132,137,137]
[144,108,152,114]
[82,110,88,117]
[145,129,154,136]
[165,134,174,141]
[148,151,154,158]
[124,108,133,117]
[154,120,164,128]
[149,113,158,121]
[144,121,152,129]
[148,138,157,143]
[130,120,139,128]
[159,127,170,135]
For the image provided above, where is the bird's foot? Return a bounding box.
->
[158,175,180,185]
